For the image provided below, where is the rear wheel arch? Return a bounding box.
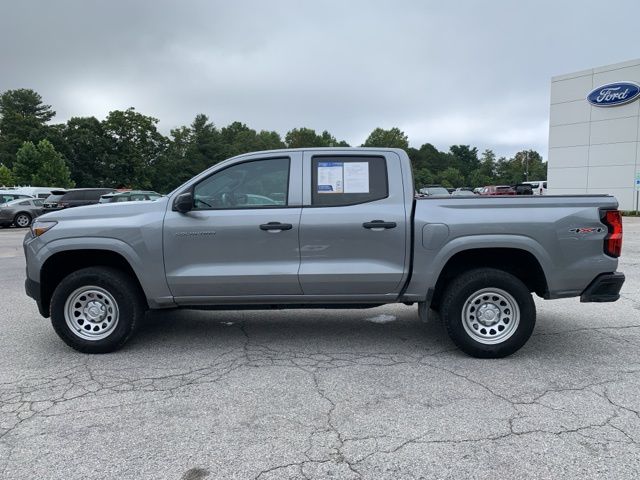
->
[430,247,548,310]
[40,249,148,317]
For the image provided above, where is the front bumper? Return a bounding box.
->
[25,277,48,317]
[580,272,625,303]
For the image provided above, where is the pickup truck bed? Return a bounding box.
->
[24,148,624,358]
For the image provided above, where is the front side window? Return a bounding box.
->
[193,157,289,210]
[311,156,388,206]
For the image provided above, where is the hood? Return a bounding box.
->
[38,197,168,222]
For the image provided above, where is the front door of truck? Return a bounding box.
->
[163,153,303,300]
[298,152,409,296]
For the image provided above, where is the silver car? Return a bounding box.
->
[0,198,44,228]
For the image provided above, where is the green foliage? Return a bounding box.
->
[102,108,166,189]
[63,116,111,187]
[494,150,546,185]
[285,127,348,148]
[13,140,74,188]
[362,127,408,149]
[0,89,55,168]
[0,164,14,186]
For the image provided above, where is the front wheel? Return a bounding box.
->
[14,212,32,228]
[50,267,146,353]
[440,268,536,358]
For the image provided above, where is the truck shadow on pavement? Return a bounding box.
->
[130,306,456,356]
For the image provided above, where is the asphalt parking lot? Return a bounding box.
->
[0,219,639,480]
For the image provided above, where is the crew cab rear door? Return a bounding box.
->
[299,151,409,296]
[163,152,303,299]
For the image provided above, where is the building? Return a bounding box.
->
[547,58,640,210]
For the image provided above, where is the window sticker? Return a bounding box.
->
[317,161,344,193]
[343,162,369,193]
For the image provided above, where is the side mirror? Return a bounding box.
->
[173,192,194,213]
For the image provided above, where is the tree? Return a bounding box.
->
[0,164,14,186]
[439,167,465,188]
[13,140,74,188]
[0,89,55,168]
[467,149,497,188]
[63,116,111,187]
[102,108,166,188]
[285,127,348,148]
[495,150,546,185]
[362,127,408,149]
[448,145,480,182]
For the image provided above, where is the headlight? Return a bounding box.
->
[31,220,57,238]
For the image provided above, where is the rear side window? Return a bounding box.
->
[311,156,388,207]
[62,191,84,201]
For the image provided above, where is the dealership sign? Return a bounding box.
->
[587,81,640,107]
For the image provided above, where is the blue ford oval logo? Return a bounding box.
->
[587,82,640,107]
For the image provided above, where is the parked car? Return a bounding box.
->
[514,184,534,195]
[451,189,476,196]
[0,190,33,204]
[522,180,547,195]
[43,188,115,211]
[42,190,67,211]
[479,185,516,196]
[2,187,61,199]
[419,185,450,196]
[25,148,624,359]
[0,198,44,228]
[99,190,162,203]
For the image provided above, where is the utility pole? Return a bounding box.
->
[524,150,529,182]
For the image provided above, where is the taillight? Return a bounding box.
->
[601,209,623,258]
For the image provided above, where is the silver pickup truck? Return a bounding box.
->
[23,148,625,358]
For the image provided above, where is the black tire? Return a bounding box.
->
[50,267,146,353]
[440,268,536,358]
[13,212,32,228]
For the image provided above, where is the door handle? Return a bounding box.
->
[363,220,397,230]
[259,222,293,231]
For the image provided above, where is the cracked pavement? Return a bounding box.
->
[0,218,639,479]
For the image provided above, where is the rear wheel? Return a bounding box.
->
[440,268,536,358]
[14,212,32,228]
[50,267,145,353]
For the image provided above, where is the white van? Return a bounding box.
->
[2,187,60,199]
[522,181,547,195]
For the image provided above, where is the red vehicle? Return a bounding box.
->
[479,185,516,196]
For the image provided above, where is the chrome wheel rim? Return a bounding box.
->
[64,286,119,340]
[15,214,30,227]
[462,288,520,345]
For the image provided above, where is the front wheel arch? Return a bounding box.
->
[40,249,148,317]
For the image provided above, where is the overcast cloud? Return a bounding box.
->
[2,0,639,158]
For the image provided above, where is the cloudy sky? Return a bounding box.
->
[2,0,640,158]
